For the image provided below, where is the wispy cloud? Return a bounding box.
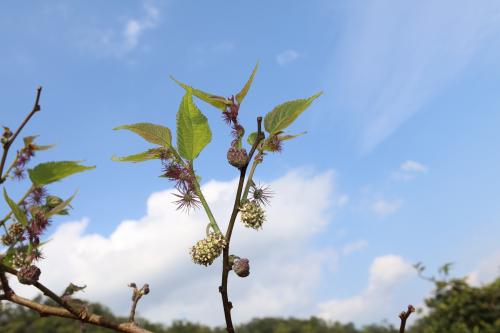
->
[10,170,345,326]
[328,1,500,152]
[276,49,300,66]
[393,160,428,181]
[78,1,160,57]
[318,255,414,324]
[372,198,402,217]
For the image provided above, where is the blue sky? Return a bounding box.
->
[2,0,500,328]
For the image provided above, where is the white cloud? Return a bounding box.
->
[393,160,428,181]
[372,198,402,217]
[327,1,500,152]
[78,1,160,57]
[466,250,500,286]
[318,255,414,324]
[276,49,301,66]
[9,169,345,326]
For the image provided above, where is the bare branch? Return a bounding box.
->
[0,86,42,183]
[7,293,153,333]
[128,282,150,323]
[399,304,415,333]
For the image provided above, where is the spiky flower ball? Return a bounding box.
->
[190,232,226,266]
[240,201,266,229]
[227,146,248,169]
[17,265,41,285]
[232,258,250,277]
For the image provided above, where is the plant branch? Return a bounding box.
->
[1,263,87,320]
[0,270,13,296]
[220,117,264,333]
[1,150,20,182]
[398,304,415,333]
[6,293,152,333]
[241,150,262,203]
[128,283,149,323]
[0,86,42,183]
[170,150,221,234]
[0,264,152,333]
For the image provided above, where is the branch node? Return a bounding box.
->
[128,282,150,323]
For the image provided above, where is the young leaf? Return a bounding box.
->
[3,188,29,227]
[170,76,231,110]
[176,90,212,161]
[45,191,77,218]
[264,92,322,134]
[28,161,95,186]
[112,148,169,163]
[278,131,307,141]
[23,136,54,151]
[235,62,259,105]
[247,131,267,146]
[113,123,172,147]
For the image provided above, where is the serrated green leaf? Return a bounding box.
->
[170,76,231,110]
[3,188,29,227]
[113,123,172,147]
[176,90,212,161]
[264,92,322,134]
[46,191,77,218]
[112,148,169,163]
[28,161,95,186]
[236,62,259,105]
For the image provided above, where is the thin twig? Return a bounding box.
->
[0,86,42,183]
[0,264,152,333]
[220,117,264,333]
[7,293,152,333]
[0,263,86,319]
[399,304,415,333]
[128,283,150,323]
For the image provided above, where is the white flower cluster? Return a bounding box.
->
[240,201,266,229]
[189,232,226,266]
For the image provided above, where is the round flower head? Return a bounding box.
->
[17,265,41,285]
[240,201,266,229]
[190,232,226,266]
[227,146,248,169]
[232,258,250,277]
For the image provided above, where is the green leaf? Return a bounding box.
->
[46,191,77,218]
[1,246,16,267]
[247,131,267,146]
[264,92,322,134]
[23,136,54,151]
[62,283,87,297]
[236,62,259,105]
[23,135,38,145]
[278,131,307,141]
[113,123,172,147]
[170,76,231,110]
[3,188,28,227]
[176,90,212,160]
[28,161,95,186]
[112,148,170,163]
